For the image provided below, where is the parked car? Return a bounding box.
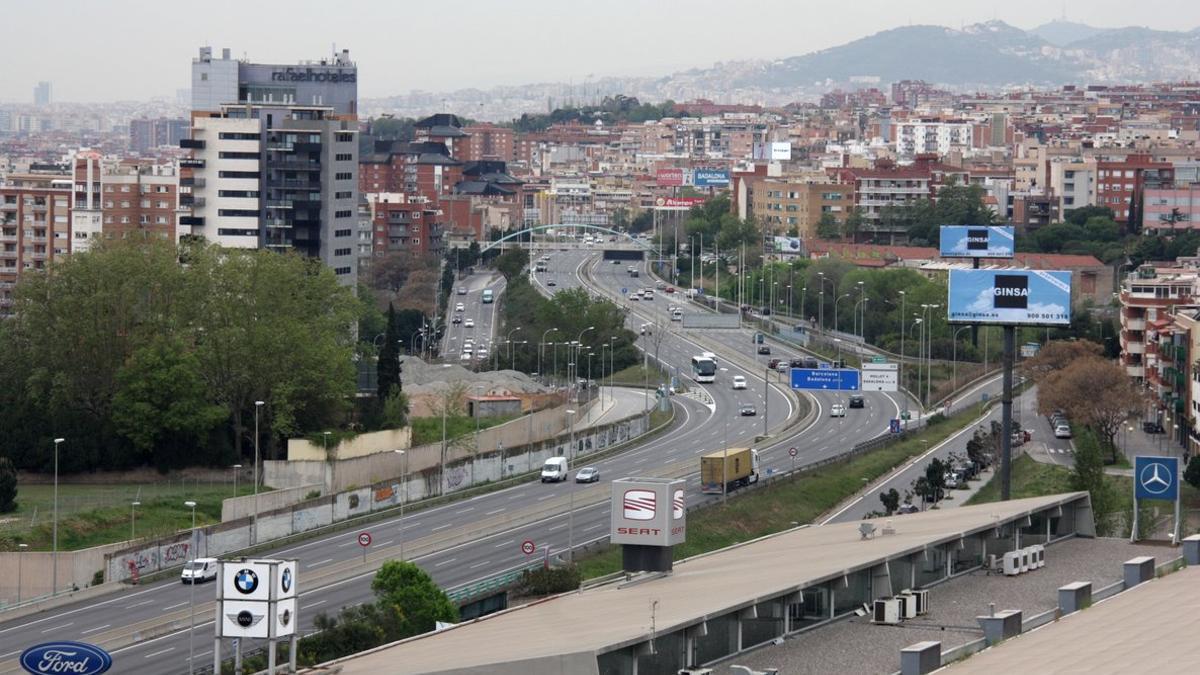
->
[1143,421,1165,434]
[547,279,557,287]
[575,467,600,483]
[1055,423,1072,439]
[757,345,771,355]
[731,375,747,390]
[739,405,757,416]
[830,404,846,417]
[181,557,219,584]
[896,503,920,515]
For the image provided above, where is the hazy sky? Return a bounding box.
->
[3,0,1199,102]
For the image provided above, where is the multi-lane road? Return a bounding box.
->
[441,271,504,365]
[0,245,994,674]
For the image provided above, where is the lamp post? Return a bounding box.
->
[853,297,869,343]
[252,400,264,545]
[833,293,851,360]
[539,328,559,383]
[185,499,198,675]
[921,304,940,406]
[912,318,924,408]
[951,325,972,407]
[131,501,140,541]
[855,281,865,339]
[898,290,907,416]
[17,543,27,604]
[817,272,834,332]
[52,437,63,596]
[231,464,242,497]
[506,326,523,369]
[566,408,577,562]
[395,450,407,559]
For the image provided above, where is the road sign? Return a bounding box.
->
[890,419,902,434]
[872,356,887,363]
[358,532,372,547]
[790,368,860,391]
[621,287,628,295]
[788,447,798,457]
[521,539,536,555]
[900,411,911,420]
[1135,456,1178,500]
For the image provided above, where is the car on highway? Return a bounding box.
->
[656,281,666,290]
[477,347,489,359]
[547,279,557,287]
[757,344,771,355]
[775,361,789,374]
[457,287,468,295]
[460,353,472,362]
[575,467,600,483]
[630,293,640,301]
[671,309,682,321]
[896,503,920,515]
[665,287,675,293]
[611,259,621,265]
[640,323,652,335]
[830,404,846,417]
[541,456,569,482]
[452,315,462,324]
[848,394,864,409]
[768,358,782,369]
[739,404,757,416]
[1055,423,1072,439]
[181,557,219,584]
[455,302,465,312]
[731,375,747,389]
[464,318,475,328]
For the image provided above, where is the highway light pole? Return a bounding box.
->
[951,325,972,401]
[185,499,197,675]
[52,437,63,596]
[539,328,559,382]
[253,400,264,545]
[566,408,577,563]
[922,304,940,406]
[899,290,907,416]
[395,450,407,560]
[912,318,924,409]
[833,294,851,361]
[130,501,140,541]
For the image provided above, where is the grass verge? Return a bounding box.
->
[576,402,987,579]
[410,414,519,446]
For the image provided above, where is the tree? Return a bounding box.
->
[1185,456,1200,491]
[0,457,17,513]
[843,207,865,243]
[111,339,228,471]
[1036,354,1139,458]
[816,213,841,240]
[1023,340,1103,382]
[371,560,459,637]
[377,303,401,400]
[1070,428,1120,535]
[924,458,948,504]
[494,247,530,281]
[878,488,900,515]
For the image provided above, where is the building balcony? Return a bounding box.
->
[1123,318,1146,332]
[179,158,206,169]
[179,216,204,226]
[180,177,205,188]
[1125,341,1145,354]
[267,200,294,210]
[266,142,295,152]
[269,160,320,171]
[265,219,293,229]
[180,139,205,149]
[272,179,321,190]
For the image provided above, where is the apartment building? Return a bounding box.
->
[749,179,852,238]
[1097,155,1174,228]
[129,118,189,155]
[0,174,72,314]
[462,124,515,163]
[71,154,180,252]
[1119,266,1196,381]
[1047,158,1097,213]
[183,104,360,285]
[364,192,442,258]
[1143,185,1200,233]
[892,119,974,157]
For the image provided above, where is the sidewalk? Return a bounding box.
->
[576,386,650,428]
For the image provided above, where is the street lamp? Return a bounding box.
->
[951,325,972,407]
[395,450,407,560]
[912,318,924,408]
[921,304,940,406]
[252,400,264,545]
[131,501,141,541]
[52,437,63,596]
[231,464,242,497]
[185,499,198,675]
[539,327,559,382]
[817,272,834,331]
[17,543,27,604]
[566,408,577,562]
[898,290,907,416]
[833,293,851,358]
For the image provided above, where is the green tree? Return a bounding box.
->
[878,488,900,515]
[1070,429,1120,535]
[111,338,228,471]
[1185,455,1200,491]
[843,207,865,243]
[371,560,459,637]
[0,457,17,513]
[924,458,948,504]
[816,213,841,240]
[377,303,401,400]
[494,247,530,281]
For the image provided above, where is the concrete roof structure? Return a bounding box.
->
[311,493,1091,675]
[942,564,1200,674]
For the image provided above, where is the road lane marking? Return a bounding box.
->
[127,599,155,609]
[41,622,72,633]
[303,599,327,609]
[80,624,111,635]
[469,560,491,570]
[379,539,395,547]
[162,602,188,611]
[485,508,506,515]
[144,647,175,659]
[583,523,606,532]
[548,523,566,531]
[536,494,553,501]
[338,540,357,547]
[434,558,456,567]
[308,558,333,568]
[189,649,213,660]
[455,507,475,514]
[494,540,514,548]
[431,523,452,531]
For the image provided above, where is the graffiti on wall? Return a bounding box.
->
[444,465,467,490]
[160,541,191,564]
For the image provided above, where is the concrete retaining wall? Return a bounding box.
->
[0,540,130,605]
[287,427,413,461]
[220,483,322,521]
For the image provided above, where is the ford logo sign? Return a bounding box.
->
[20,641,113,675]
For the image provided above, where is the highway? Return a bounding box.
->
[441,271,504,366]
[0,245,960,674]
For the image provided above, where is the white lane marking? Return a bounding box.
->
[338,540,357,548]
[80,624,112,635]
[379,540,395,547]
[455,507,475,514]
[162,601,188,611]
[431,523,453,531]
[486,508,506,515]
[494,539,514,548]
[144,647,175,659]
[41,622,73,633]
[127,599,155,609]
[548,523,566,531]
[469,560,491,570]
[536,494,554,501]
[188,649,213,661]
[583,523,606,532]
[307,558,334,568]
[434,558,456,568]
[303,599,327,609]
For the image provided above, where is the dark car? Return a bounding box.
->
[789,358,805,368]
[896,503,920,515]
[739,405,757,416]
[848,394,864,408]
[451,315,462,324]
[768,358,782,369]
[757,345,771,355]
[547,279,557,287]
[1143,421,1165,434]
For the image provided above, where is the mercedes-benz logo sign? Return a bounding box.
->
[281,567,292,593]
[234,569,259,595]
[280,608,292,627]
[1140,462,1172,496]
[230,610,264,628]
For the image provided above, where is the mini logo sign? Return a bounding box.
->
[234,569,259,595]
[279,608,292,628]
[672,490,684,519]
[231,610,265,628]
[623,489,656,521]
[20,641,113,675]
[281,567,292,593]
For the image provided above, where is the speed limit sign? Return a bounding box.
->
[520,539,535,555]
[788,447,798,457]
[358,532,372,547]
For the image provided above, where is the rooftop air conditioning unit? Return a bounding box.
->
[1003,551,1021,576]
[1019,548,1030,574]
[1029,544,1045,569]
[678,669,713,675]
[901,589,930,616]
[897,594,918,619]
[872,598,902,625]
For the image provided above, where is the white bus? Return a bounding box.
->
[691,355,717,383]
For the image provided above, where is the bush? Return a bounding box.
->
[1185,455,1200,491]
[92,569,105,586]
[0,456,16,513]
[517,565,581,596]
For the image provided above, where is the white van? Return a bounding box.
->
[181,557,219,584]
[541,456,569,482]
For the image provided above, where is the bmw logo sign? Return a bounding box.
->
[234,569,259,595]
[281,567,292,593]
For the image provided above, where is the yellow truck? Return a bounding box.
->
[700,448,761,494]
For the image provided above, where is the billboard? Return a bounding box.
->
[1135,456,1178,501]
[752,142,793,161]
[939,225,1015,259]
[790,368,860,391]
[773,236,804,254]
[693,169,730,187]
[610,478,686,547]
[656,168,685,186]
[861,362,898,392]
[654,196,706,210]
[948,269,1072,326]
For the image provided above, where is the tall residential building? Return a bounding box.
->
[1047,158,1097,213]
[1097,155,1174,229]
[0,173,73,314]
[1143,186,1200,233]
[463,124,515,162]
[749,179,852,238]
[191,46,357,116]
[1119,266,1196,381]
[33,81,52,106]
[182,104,359,285]
[70,154,180,252]
[129,118,189,154]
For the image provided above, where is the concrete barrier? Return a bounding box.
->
[220,483,322,521]
[286,427,412,461]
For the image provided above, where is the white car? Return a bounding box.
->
[460,353,473,362]
[455,302,465,313]
[464,319,475,328]
[1055,424,1072,439]
[731,375,747,390]
[477,347,489,358]
[181,557,219,584]
[457,287,467,295]
[830,404,846,417]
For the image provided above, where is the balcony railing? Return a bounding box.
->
[180,139,205,149]
[179,158,206,169]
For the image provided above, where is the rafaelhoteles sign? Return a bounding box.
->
[269,68,356,83]
[939,226,1015,259]
[610,478,686,547]
[20,642,113,675]
[947,269,1072,326]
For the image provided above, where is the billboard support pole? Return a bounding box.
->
[971,257,980,348]
[1001,325,1015,501]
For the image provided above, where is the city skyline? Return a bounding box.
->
[2,0,1199,103]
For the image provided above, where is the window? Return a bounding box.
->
[335,153,352,162]
[335,266,351,275]
[156,185,169,193]
[219,132,261,140]
[336,133,353,143]
[334,247,351,256]
[335,209,352,218]
[218,209,259,217]
[140,200,150,208]
[218,190,260,198]
[120,216,129,224]
[335,191,352,199]
[335,172,352,181]
[121,186,130,192]
[217,228,258,237]
[219,151,259,160]
[156,216,168,224]
[120,201,130,208]
[334,228,352,237]
[157,201,168,209]
[219,171,261,179]
[104,201,113,208]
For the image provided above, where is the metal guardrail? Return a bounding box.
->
[446,561,544,604]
